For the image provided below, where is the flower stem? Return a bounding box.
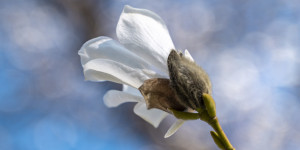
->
[208,117,235,150]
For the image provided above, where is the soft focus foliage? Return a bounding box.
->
[0,0,299,150]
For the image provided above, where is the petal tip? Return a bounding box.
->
[184,49,194,62]
[103,91,117,108]
[164,119,185,138]
[123,5,133,11]
[164,133,171,138]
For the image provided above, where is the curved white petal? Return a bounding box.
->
[184,49,194,62]
[79,36,150,69]
[164,119,185,138]
[103,90,143,107]
[83,59,158,88]
[133,102,168,128]
[117,5,175,74]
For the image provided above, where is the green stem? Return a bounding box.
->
[208,117,235,150]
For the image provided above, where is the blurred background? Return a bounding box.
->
[0,0,300,149]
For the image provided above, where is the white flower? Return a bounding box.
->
[78,5,195,138]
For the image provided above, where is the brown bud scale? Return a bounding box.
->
[138,78,186,113]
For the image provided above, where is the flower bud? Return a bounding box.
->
[167,50,212,110]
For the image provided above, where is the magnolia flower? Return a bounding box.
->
[79,5,209,138]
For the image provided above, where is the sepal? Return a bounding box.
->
[210,131,226,150]
[202,93,216,118]
[169,108,200,120]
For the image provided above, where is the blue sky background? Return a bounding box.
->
[0,0,299,150]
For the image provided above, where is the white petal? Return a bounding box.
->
[164,119,185,138]
[122,85,141,96]
[117,5,175,74]
[103,90,143,107]
[133,102,168,128]
[184,49,194,62]
[78,36,150,69]
[83,59,158,88]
